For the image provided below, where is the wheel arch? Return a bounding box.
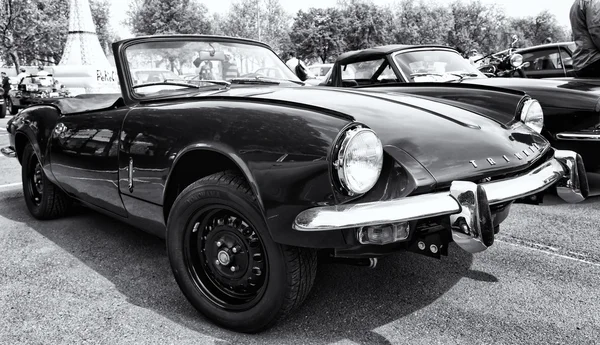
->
[162,144,265,226]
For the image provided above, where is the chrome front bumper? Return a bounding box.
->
[293,150,588,254]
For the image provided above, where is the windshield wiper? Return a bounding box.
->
[230,76,281,85]
[409,72,467,81]
[133,79,230,89]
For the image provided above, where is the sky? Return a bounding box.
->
[107,0,574,39]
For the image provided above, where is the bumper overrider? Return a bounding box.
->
[293,150,588,254]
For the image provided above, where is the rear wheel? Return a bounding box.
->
[7,98,17,115]
[0,99,6,118]
[22,143,71,219]
[167,171,317,333]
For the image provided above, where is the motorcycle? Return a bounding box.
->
[476,35,530,78]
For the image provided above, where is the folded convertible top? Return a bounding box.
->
[50,93,125,114]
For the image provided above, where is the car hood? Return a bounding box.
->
[206,86,549,185]
[462,77,600,111]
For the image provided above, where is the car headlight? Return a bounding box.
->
[521,99,544,133]
[510,54,523,67]
[335,126,384,195]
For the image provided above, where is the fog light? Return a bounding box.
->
[357,222,410,245]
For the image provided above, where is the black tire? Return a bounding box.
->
[22,143,71,219]
[0,99,5,118]
[166,171,317,333]
[7,98,17,115]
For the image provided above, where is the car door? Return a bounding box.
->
[521,48,569,78]
[49,108,129,217]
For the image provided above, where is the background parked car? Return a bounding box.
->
[516,42,576,78]
[320,44,600,195]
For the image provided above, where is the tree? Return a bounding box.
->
[216,0,260,39]
[90,0,118,54]
[392,0,452,45]
[216,0,292,53]
[126,0,212,36]
[0,0,117,71]
[338,0,394,50]
[507,11,568,47]
[260,0,292,53]
[289,8,346,63]
[447,0,506,53]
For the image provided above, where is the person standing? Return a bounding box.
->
[222,52,239,80]
[284,51,310,81]
[1,72,11,116]
[16,67,27,84]
[570,0,600,77]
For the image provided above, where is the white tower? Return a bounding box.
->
[58,0,119,95]
[59,0,110,67]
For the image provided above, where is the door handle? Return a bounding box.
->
[128,157,134,192]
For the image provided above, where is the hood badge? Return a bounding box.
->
[470,144,543,168]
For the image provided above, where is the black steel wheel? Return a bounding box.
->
[7,98,17,115]
[21,143,71,219]
[167,171,317,333]
[184,207,268,310]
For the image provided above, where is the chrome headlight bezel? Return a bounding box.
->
[510,54,523,67]
[334,126,384,196]
[520,99,544,133]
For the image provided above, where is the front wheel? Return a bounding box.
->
[21,143,71,219]
[166,171,317,333]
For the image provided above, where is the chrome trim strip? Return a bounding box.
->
[555,132,600,141]
[0,146,16,158]
[293,151,585,233]
[128,157,134,192]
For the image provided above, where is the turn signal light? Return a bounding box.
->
[357,222,410,245]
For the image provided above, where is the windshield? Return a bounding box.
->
[124,39,299,98]
[393,49,486,82]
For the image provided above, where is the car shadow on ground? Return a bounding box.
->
[0,194,498,345]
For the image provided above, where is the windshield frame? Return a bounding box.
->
[115,35,298,104]
[391,47,487,82]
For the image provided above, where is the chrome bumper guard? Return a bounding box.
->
[293,150,587,254]
[1,146,16,158]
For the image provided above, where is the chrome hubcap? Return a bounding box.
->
[217,250,231,265]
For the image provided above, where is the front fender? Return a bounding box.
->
[12,105,61,183]
[122,100,352,247]
[164,142,267,212]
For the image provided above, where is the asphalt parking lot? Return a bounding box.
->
[0,114,599,344]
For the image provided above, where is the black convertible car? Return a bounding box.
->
[517,41,576,79]
[320,44,600,193]
[2,35,587,333]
